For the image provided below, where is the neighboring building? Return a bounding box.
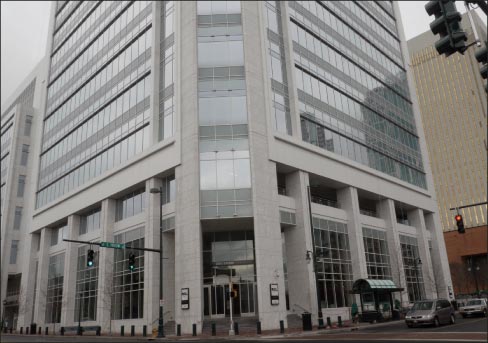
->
[408,12,487,297]
[14,1,452,334]
[0,57,49,330]
[408,12,487,232]
[444,226,487,296]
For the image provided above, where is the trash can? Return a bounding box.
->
[30,323,37,335]
[302,312,312,331]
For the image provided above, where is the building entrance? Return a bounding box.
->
[203,282,255,318]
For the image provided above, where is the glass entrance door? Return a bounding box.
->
[203,285,226,318]
[203,283,256,318]
[238,282,255,316]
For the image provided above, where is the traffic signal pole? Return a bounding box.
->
[62,239,163,253]
[449,201,488,211]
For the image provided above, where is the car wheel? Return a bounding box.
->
[462,314,467,318]
[450,314,455,324]
[434,317,440,327]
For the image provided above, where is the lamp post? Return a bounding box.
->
[307,185,324,329]
[213,266,235,335]
[149,187,165,338]
[412,257,422,300]
[77,291,82,335]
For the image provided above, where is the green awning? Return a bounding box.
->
[351,279,404,293]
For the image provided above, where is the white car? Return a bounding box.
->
[459,299,487,318]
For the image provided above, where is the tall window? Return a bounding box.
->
[161,175,175,205]
[51,224,67,246]
[24,115,32,136]
[115,189,146,221]
[13,207,22,230]
[202,231,255,284]
[46,253,65,323]
[112,227,144,320]
[313,218,353,308]
[79,208,101,235]
[75,245,99,322]
[197,1,253,220]
[362,227,392,279]
[9,240,19,264]
[17,175,26,197]
[20,145,29,166]
[400,235,425,302]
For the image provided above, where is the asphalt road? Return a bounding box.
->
[357,314,487,333]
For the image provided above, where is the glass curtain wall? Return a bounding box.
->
[197,1,252,219]
[362,227,392,279]
[45,253,65,323]
[287,1,426,189]
[37,1,154,208]
[112,227,145,320]
[400,235,425,302]
[313,217,353,308]
[74,245,99,322]
[263,1,292,135]
[159,1,175,140]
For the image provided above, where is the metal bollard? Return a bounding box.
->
[327,317,332,327]
[211,322,216,336]
[121,325,124,336]
[143,325,147,337]
[20,327,23,334]
[177,324,181,336]
[257,321,262,334]
[131,325,135,337]
[9,327,13,334]
[234,322,239,335]
[26,327,29,335]
[38,327,41,335]
[60,327,64,335]
[45,327,49,335]
[192,323,197,336]
[280,320,285,334]
[96,327,101,336]
[338,316,343,327]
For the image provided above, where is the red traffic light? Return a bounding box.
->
[455,214,462,222]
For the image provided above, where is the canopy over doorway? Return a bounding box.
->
[351,279,404,323]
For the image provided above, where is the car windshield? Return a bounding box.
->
[466,300,482,306]
[412,301,434,310]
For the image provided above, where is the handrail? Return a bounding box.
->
[311,195,338,208]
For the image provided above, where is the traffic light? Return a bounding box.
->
[425,0,467,57]
[455,214,465,233]
[474,42,488,92]
[87,249,94,267]
[128,252,136,271]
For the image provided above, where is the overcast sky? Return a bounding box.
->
[1,1,486,110]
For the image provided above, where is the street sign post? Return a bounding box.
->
[100,241,126,249]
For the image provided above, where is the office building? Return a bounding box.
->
[408,12,487,296]
[1,58,49,329]
[13,1,452,334]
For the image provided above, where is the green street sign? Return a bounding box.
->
[100,242,126,249]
